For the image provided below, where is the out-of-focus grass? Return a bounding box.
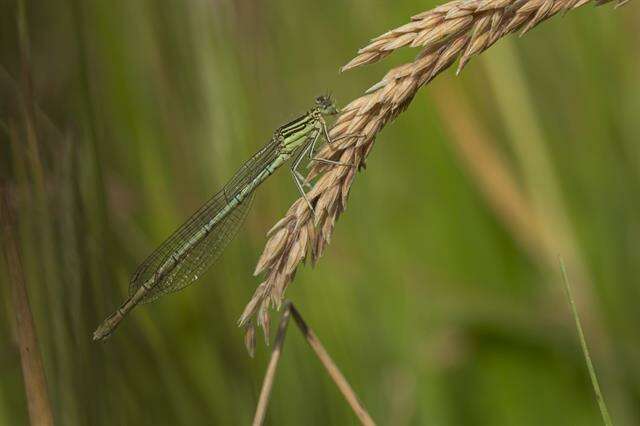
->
[1,0,639,424]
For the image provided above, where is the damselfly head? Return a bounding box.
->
[315,94,339,116]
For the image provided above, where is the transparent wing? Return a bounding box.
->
[138,193,255,303]
[128,134,281,301]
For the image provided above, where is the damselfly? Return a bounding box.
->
[93,95,349,341]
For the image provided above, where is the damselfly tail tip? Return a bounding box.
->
[92,330,104,342]
[92,324,110,342]
[92,314,119,341]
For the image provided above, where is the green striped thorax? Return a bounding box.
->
[280,95,339,153]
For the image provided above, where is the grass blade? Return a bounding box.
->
[559,258,613,426]
[0,182,54,426]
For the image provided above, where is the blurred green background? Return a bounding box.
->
[1,0,639,424]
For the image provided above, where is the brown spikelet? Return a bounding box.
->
[341,0,627,74]
[258,303,271,344]
[244,323,256,358]
[240,0,628,339]
[238,282,267,327]
[254,226,289,276]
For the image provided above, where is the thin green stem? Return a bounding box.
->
[559,258,613,426]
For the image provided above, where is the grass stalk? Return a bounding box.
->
[559,258,613,426]
[253,302,375,426]
[252,304,292,426]
[0,182,54,426]
[288,304,376,426]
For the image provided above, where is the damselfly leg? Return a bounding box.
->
[309,123,365,167]
[290,140,317,213]
[289,127,363,214]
